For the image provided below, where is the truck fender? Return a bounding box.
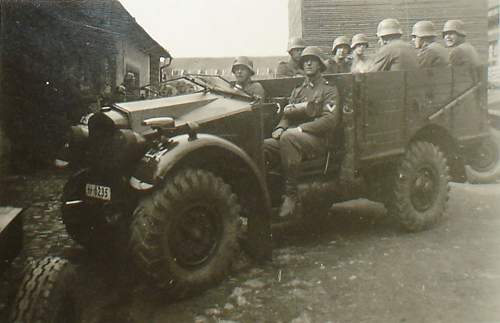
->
[130,133,272,261]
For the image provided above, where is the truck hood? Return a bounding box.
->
[112,92,253,134]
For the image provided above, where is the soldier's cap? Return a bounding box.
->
[442,19,466,37]
[412,21,437,38]
[287,37,307,52]
[377,18,403,38]
[332,36,351,54]
[351,33,369,49]
[300,46,327,72]
[231,56,255,75]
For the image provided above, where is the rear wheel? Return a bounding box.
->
[9,257,77,323]
[387,141,450,231]
[465,127,500,183]
[129,169,241,299]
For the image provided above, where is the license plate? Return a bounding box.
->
[85,184,111,201]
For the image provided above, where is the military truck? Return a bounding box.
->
[58,66,488,298]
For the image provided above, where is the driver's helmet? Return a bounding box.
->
[231,56,255,76]
[376,18,403,38]
[442,19,466,37]
[300,46,327,72]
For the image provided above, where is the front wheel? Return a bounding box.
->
[465,127,500,184]
[129,169,241,299]
[387,141,450,232]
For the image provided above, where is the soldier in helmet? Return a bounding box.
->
[231,56,266,100]
[276,37,306,77]
[264,46,340,219]
[442,19,481,68]
[326,36,352,74]
[350,33,371,73]
[412,21,449,68]
[368,18,418,72]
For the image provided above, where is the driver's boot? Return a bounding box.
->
[279,180,302,220]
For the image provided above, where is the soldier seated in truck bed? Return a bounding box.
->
[264,46,340,220]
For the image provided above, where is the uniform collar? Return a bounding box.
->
[304,73,323,88]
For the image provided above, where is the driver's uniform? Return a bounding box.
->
[264,74,339,175]
[236,81,266,100]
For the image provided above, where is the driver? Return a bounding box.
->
[263,46,340,219]
[231,56,266,100]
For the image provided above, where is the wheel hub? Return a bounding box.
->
[469,138,498,172]
[411,166,437,212]
[169,205,220,268]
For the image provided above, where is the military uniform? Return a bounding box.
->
[238,81,266,100]
[351,53,370,73]
[264,74,339,173]
[276,58,304,77]
[325,57,352,74]
[417,42,449,68]
[368,39,418,72]
[449,42,481,68]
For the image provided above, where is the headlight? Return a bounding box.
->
[54,125,89,168]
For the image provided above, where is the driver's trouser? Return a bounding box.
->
[263,130,326,195]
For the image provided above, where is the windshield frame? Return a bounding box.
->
[161,74,255,100]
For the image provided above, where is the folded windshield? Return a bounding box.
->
[162,75,254,99]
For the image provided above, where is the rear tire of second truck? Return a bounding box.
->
[465,127,500,184]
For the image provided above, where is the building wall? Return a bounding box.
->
[291,0,489,60]
[289,0,303,39]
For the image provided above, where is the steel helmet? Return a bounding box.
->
[443,19,466,37]
[231,56,255,75]
[377,18,403,37]
[332,36,351,54]
[287,37,307,52]
[412,21,437,38]
[351,33,369,49]
[300,46,327,72]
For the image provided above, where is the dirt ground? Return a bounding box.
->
[1,171,500,323]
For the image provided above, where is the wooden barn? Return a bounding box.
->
[289,0,489,60]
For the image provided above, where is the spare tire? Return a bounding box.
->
[9,257,78,323]
[465,127,500,184]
